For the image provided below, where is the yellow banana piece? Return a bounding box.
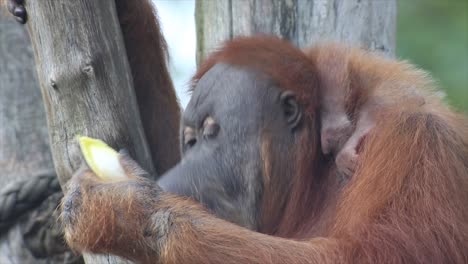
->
[78,136,128,181]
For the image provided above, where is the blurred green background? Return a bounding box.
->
[397,0,468,112]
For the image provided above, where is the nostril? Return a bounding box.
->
[14,7,25,17]
[186,138,197,148]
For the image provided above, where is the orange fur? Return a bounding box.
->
[184,38,468,262]
[172,38,467,264]
[13,0,459,256]
[305,44,440,177]
[63,36,468,264]
[115,0,181,176]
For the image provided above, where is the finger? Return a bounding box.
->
[118,149,148,178]
[61,184,82,225]
[68,165,99,189]
[321,138,330,155]
[119,148,130,156]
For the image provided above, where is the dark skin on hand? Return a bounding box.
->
[6,1,468,263]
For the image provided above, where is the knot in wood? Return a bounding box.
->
[82,64,94,75]
[50,79,58,90]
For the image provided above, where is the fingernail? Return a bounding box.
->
[119,148,130,156]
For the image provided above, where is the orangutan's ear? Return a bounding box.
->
[280,90,302,130]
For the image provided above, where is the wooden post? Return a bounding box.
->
[196,0,396,65]
[23,0,153,263]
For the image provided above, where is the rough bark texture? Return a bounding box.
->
[196,0,396,65]
[23,0,154,263]
[24,0,155,186]
[0,12,79,264]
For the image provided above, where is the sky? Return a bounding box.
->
[153,0,196,109]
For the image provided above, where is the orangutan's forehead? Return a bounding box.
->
[190,36,318,97]
[188,64,273,113]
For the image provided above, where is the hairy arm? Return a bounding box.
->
[61,111,468,264]
[115,0,181,175]
[155,196,344,264]
[61,159,346,264]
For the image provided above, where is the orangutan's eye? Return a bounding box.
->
[202,116,220,139]
[184,127,197,148]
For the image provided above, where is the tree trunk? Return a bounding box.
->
[23,0,154,263]
[0,12,79,264]
[196,0,396,65]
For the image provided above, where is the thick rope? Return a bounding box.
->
[0,172,61,234]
